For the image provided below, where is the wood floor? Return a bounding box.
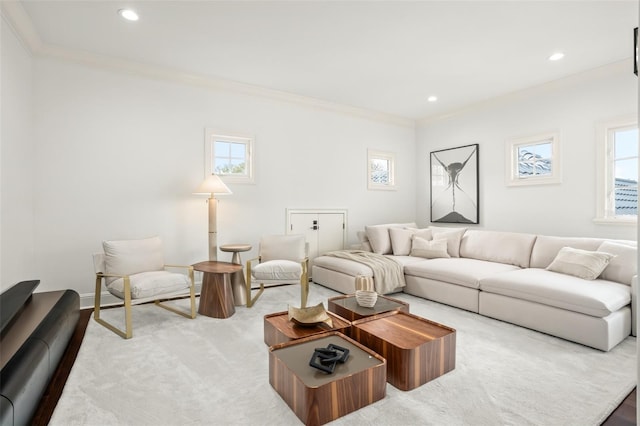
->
[30,308,637,425]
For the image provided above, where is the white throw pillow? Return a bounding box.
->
[546,247,616,280]
[103,236,165,285]
[597,241,637,285]
[365,222,417,254]
[431,228,466,257]
[252,260,302,281]
[389,228,432,256]
[410,236,450,259]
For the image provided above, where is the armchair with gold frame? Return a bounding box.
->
[93,236,196,339]
[245,234,309,308]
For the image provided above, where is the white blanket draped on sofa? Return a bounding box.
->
[323,250,405,294]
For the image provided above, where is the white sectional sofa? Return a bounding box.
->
[312,224,637,351]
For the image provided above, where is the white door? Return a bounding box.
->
[287,210,347,273]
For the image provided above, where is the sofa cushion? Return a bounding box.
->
[430,227,466,257]
[479,268,631,317]
[365,222,417,254]
[404,258,521,289]
[384,255,425,267]
[459,230,537,268]
[529,236,605,269]
[410,237,450,259]
[598,241,637,285]
[389,227,432,255]
[107,271,190,299]
[546,247,615,280]
[313,256,374,277]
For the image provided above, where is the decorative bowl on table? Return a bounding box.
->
[288,302,333,328]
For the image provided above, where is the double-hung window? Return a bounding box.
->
[595,116,638,224]
[205,129,254,183]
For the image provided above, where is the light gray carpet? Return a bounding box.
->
[51,283,636,425]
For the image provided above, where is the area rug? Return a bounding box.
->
[50,284,636,425]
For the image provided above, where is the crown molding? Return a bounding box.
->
[1,2,414,129]
[417,59,633,126]
[1,1,42,53]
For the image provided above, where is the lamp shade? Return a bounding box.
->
[193,174,232,195]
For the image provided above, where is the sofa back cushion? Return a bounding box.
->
[459,230,536,268]
[365,222,417,254]
[530,236,605,269]
[597,241,637,285]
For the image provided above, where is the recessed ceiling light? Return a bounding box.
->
[427,96,438,102]
[548,52,565,61]
[118,9,139,21]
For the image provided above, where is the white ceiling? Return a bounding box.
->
[6,1,639,121]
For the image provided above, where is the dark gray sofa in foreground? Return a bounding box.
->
[0,280,79,426]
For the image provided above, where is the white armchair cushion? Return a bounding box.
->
[106,271,190,299]
[546,247,615,280]
[252,260,302,281]
[260,235,306,262]
[103,236,164,285]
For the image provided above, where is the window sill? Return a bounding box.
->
[592,217,637,226]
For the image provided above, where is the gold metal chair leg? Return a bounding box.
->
[246,284,265,308]
[245,271,264,308]
[94,274,132,339]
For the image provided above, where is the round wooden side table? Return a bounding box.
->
[220,244,252,306]
[192,261,242,318]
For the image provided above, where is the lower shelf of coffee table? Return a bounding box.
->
[269,332,386,425]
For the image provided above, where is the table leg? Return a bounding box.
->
[199,272,235,318]
[229,252,247,306]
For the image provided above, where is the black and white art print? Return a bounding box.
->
[430,144,479,224]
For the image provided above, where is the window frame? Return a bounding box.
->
[505,131,561,186]
[367,149,396,191]
[594,115,638,225]
[204,129,254,184]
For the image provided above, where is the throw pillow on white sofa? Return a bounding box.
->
[410,236,450,259]
[389,227,432,256]
[546,247,615,280]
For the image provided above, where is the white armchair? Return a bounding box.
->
[93,236,196,339]
[246,235,309,308]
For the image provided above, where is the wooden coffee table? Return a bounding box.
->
[263,310,350,346]
[327,293,410,322]
[269,332,386,425]
[351,311,456,391]
[191,261,242,318]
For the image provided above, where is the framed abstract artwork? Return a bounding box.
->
[430,144,479,224]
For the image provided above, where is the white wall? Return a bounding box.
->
[416,61,637,241]
[0,19,36,292]
[29,57,416,299]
